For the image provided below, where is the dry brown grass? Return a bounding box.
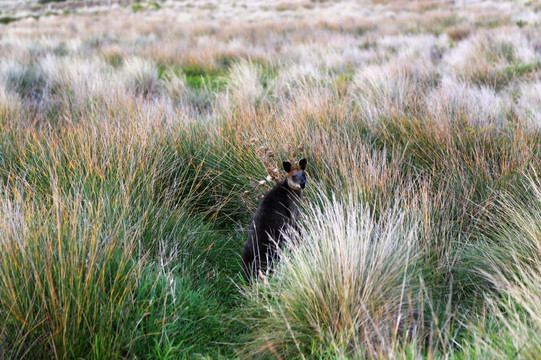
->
[446,24,474,42]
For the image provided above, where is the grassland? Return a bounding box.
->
[2,0,541,358]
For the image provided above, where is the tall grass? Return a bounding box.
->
[0,130,239,358]
[471,176,541,359]
[2,0,541,358]
[0,94,254,358]
[241,192,424,359]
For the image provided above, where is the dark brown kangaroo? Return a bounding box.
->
[241,158,307,281]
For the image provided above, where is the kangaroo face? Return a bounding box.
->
[283,158,307,191]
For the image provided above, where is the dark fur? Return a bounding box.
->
[241,159,307,281]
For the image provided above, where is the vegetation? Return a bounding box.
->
[1,0,541,358]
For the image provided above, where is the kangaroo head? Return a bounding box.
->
[283,158,307,191]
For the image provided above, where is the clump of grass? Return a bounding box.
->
[351,62,430,121]
[425,76,511,129]
[161,67,188,102]
[227,60,263,106]
[0,119,246,358]
[1,60,47,101]
[0,185,213,358]
[446,24,474,42]
[240,191,424,359]
[0,85,23,125]
[445,28,539,90]
[102,48,125,68]
[517,81,541,131]
[269,63,326,101]
[121,57,161,97]
[472,176,541,358]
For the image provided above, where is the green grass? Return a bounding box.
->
[0,122,249,358]
[0,16,19,24]
[181,65,228,90]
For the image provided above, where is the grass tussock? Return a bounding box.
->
[241,192,423,359]
[471,176,541,359]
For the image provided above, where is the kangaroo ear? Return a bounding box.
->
[299,158,307,170]
[283,161,292,173]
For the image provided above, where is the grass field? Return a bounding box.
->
[2,0,541,358]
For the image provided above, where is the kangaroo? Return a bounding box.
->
[241,158,307,281]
